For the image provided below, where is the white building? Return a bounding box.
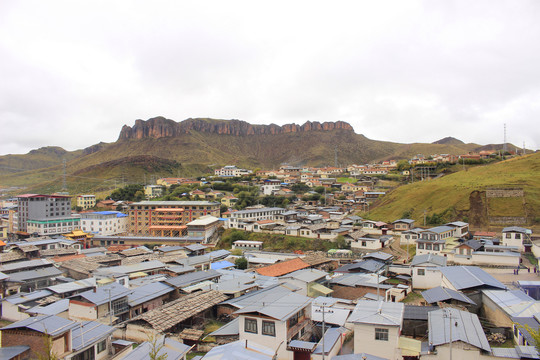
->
[410,254,446,290]
[236,291,313,360]
[502,226,532,252]
[80,211,128,235]
[348,300,404,360]
[215,165,252,177]
[226,207,285,229]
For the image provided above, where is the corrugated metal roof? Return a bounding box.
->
[491,347,520,358]
[348,300,404,326]
[235,291,312,321]
[71,321,115,351]
[334,259,385,273]
[128,282,174,306]
[211,261,235,270]
[422,286,476,305]
[439,266,506,290]
[280,268,328,283]
[47,278,96,294]
[95,260,166,275]
[208,318,239,337]
[1,315,76,336]
[8,267,63,282]
[330,273,390,289]
[0,346,30,359]
[428,308,490,352]
[202,339,274,360]
[313,327,347,355]
[0,259,52,272]
[331,353,389,360]
[165,270,221,288]
[118,337,191,360]
[411,254,447,267]
[4,289,53,305]
[482,290,540,317]
[76,282,131,305]
[403,305,439,320]
[27,299,69,316]
[311,305,350,326]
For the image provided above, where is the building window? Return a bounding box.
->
[433,244,439,251]
[262,320,276,336]
[418,243,424,249]
[362,241,367,247]
[417,268,425,276]
[245,318,257,333]
[375,328,389,341]
[97,340,106,353]
[426,244,432,250]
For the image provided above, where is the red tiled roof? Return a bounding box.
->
[255,258,310,277]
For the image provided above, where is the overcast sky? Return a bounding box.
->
[1,0,539,156]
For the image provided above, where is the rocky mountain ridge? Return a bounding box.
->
[118,117,354,140]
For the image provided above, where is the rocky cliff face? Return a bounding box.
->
[118,117,354,140]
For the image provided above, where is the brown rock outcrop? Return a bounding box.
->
[118,117,354,140]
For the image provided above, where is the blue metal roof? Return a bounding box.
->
[71,321,115,351]
[1,315,76,336]
[211,260,235,270]
[428,308,490,351]
[128,282,174,307]
[439,266,506,290]
[0,346,30,359]
[421,286,476,305]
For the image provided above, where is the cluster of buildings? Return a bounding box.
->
[1,227,539,360]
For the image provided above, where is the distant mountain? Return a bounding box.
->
[0,117,506,194]
[432,137,464,145]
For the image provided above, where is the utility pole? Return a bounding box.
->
[106,288,113,326]
[316,304,334,360]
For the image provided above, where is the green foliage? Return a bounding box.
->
[401,208,414,219]
[147,333,168,360]
[235,257,248,270]
[518,324,540,352]
[335,235,350,249]
[425,208,454,225]
[397,160,411,172]
[291,183,310,193]
[110,184,144,201]
[314,186,326,194]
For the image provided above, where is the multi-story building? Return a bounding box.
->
[76,194,96,210]
[225,207,285,229]
[16,194,80,235]
[80,211,128,235]
[214,165,252,177]
[144,185,163,199]
[127,201,220,236]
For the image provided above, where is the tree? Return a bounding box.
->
[35,332,59,360]
[335,235,350,249]
[235,257,248,270]
[519,324,540,352]
[396,160,411,172]
[148,333,168,360]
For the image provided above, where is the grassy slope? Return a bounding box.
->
[0,120,507,194]
[368,153,540,226]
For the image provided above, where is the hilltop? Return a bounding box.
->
[367,152,540,229]
[0,117,512,194]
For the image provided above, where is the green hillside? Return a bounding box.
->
[368,153,540,229]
